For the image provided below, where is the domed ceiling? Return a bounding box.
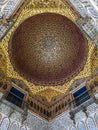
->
[9,13,88,86]
[0,0,97,101]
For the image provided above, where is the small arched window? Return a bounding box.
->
[44,109,46,115]
[62,103,64,108]
[34,103,36,109]
[37,105,39,111]
[55,107,58,112]
[58,105,61,110]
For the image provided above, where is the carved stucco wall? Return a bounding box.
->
[0,92,98,130]
[67,0,98,46]
[0,103,98,130]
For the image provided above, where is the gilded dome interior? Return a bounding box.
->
[0,0,97,101]
[9,13,88,86]
[0,1,98,128]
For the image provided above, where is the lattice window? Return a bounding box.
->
[6,87,25,108]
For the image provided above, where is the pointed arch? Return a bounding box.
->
[20,126,27,130]
[0,113,2,124]
[0,0,8,5]
[94,113,98,126]
[10,122,19,130]
[70,125,77,130]
[77,121,86,130]
[86,117,96,130]
[0,117,10,130]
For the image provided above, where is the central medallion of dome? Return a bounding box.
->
[9,13,88,86]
